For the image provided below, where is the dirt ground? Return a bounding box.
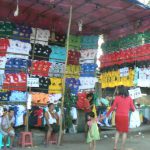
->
[13,131,150,150]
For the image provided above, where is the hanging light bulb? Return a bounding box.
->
[14,0,19,17]
[78,20,83,32]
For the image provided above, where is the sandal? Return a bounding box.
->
[3,146,7,150]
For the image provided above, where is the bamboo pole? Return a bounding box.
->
[26,28,37,132]
[57,4,73,146]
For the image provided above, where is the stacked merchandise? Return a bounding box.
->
[76,35,99,110]
[66,35,99,107]
[0,21,65,129]
[0,23,31,127]
[99,31,150,89]
[29,29,66,107]
[65,35,81,107]
[79,35,99,91]
[29,27,51,106]
[49,45,66,77]
[99,31,150,127]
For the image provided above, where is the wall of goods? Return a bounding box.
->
[0,21,99,130]
[98,31,150,127]
[99,31,150,89]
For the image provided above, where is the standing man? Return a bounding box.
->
[1,109,15,150]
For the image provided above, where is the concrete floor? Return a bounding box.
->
[13,131,150,150]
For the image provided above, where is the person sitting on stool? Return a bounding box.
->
[1,108,15,150]
[45,103,59,146]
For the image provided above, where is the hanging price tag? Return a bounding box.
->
[27,77,39,87]
[120,67,129,77]
[128,88,142,99]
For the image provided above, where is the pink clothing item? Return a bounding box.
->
[106,96,135,117]
[87,118,98,127]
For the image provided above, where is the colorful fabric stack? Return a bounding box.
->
[0,39,10,56]
[67,35,81,50]
[3,72,27,91]
[80,49,97,64]
[0,90,11,101]
[31,76,51,93]
[6,39,31,59]
[9,91,27,102]
[136,67,150,87]
[99,31,150,89]
[80,63,97,77]
[12,25,32,42]
[79,77,98,90]
[66,65,80,78]
[49,77,62,94]
[30,44,52,60]
[31,60,51,77]
[49,45,66,62]
[30,28,50,46]
[5,58,30,73]
[81,35,99,49]
[100,44,150,68]
[0,21,15,38]
[66,78,80,95]
[49,33,66,46]
[101,33,145,53]
[67,50,81,65]
[100,69,134,88]
[49,62,65,77]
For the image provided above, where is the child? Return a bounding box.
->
[87,112,100,150]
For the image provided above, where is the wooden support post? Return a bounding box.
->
[57,4,73,146]
[25,28,37,132]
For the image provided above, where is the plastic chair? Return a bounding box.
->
[0,133,10,149]
[49,133,57,144]
[18,132,33,147]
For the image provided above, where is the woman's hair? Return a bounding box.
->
[87,93,93,99]
[88,112,95,118]
[117,85,129,97]
[48,103,54,108]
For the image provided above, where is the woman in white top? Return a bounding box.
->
[44,103,59,146]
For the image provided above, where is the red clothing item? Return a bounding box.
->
[0,39,9,56]
[106,96,135,117]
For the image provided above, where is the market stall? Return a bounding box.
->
[0,0,149,146]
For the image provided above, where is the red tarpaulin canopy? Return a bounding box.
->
[0,0,150,36]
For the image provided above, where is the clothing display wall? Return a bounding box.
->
[101,32,149,54]
[100,44,150,68]
[0,21,100,130]
[0,22,66,129]
[100,69,134,88]
[99,31,150,89]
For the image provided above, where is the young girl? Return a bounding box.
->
[87,112,100,150]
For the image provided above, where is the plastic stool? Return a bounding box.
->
[19,132,33,147]
[0,133,10,149]
[49,133,57,144]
